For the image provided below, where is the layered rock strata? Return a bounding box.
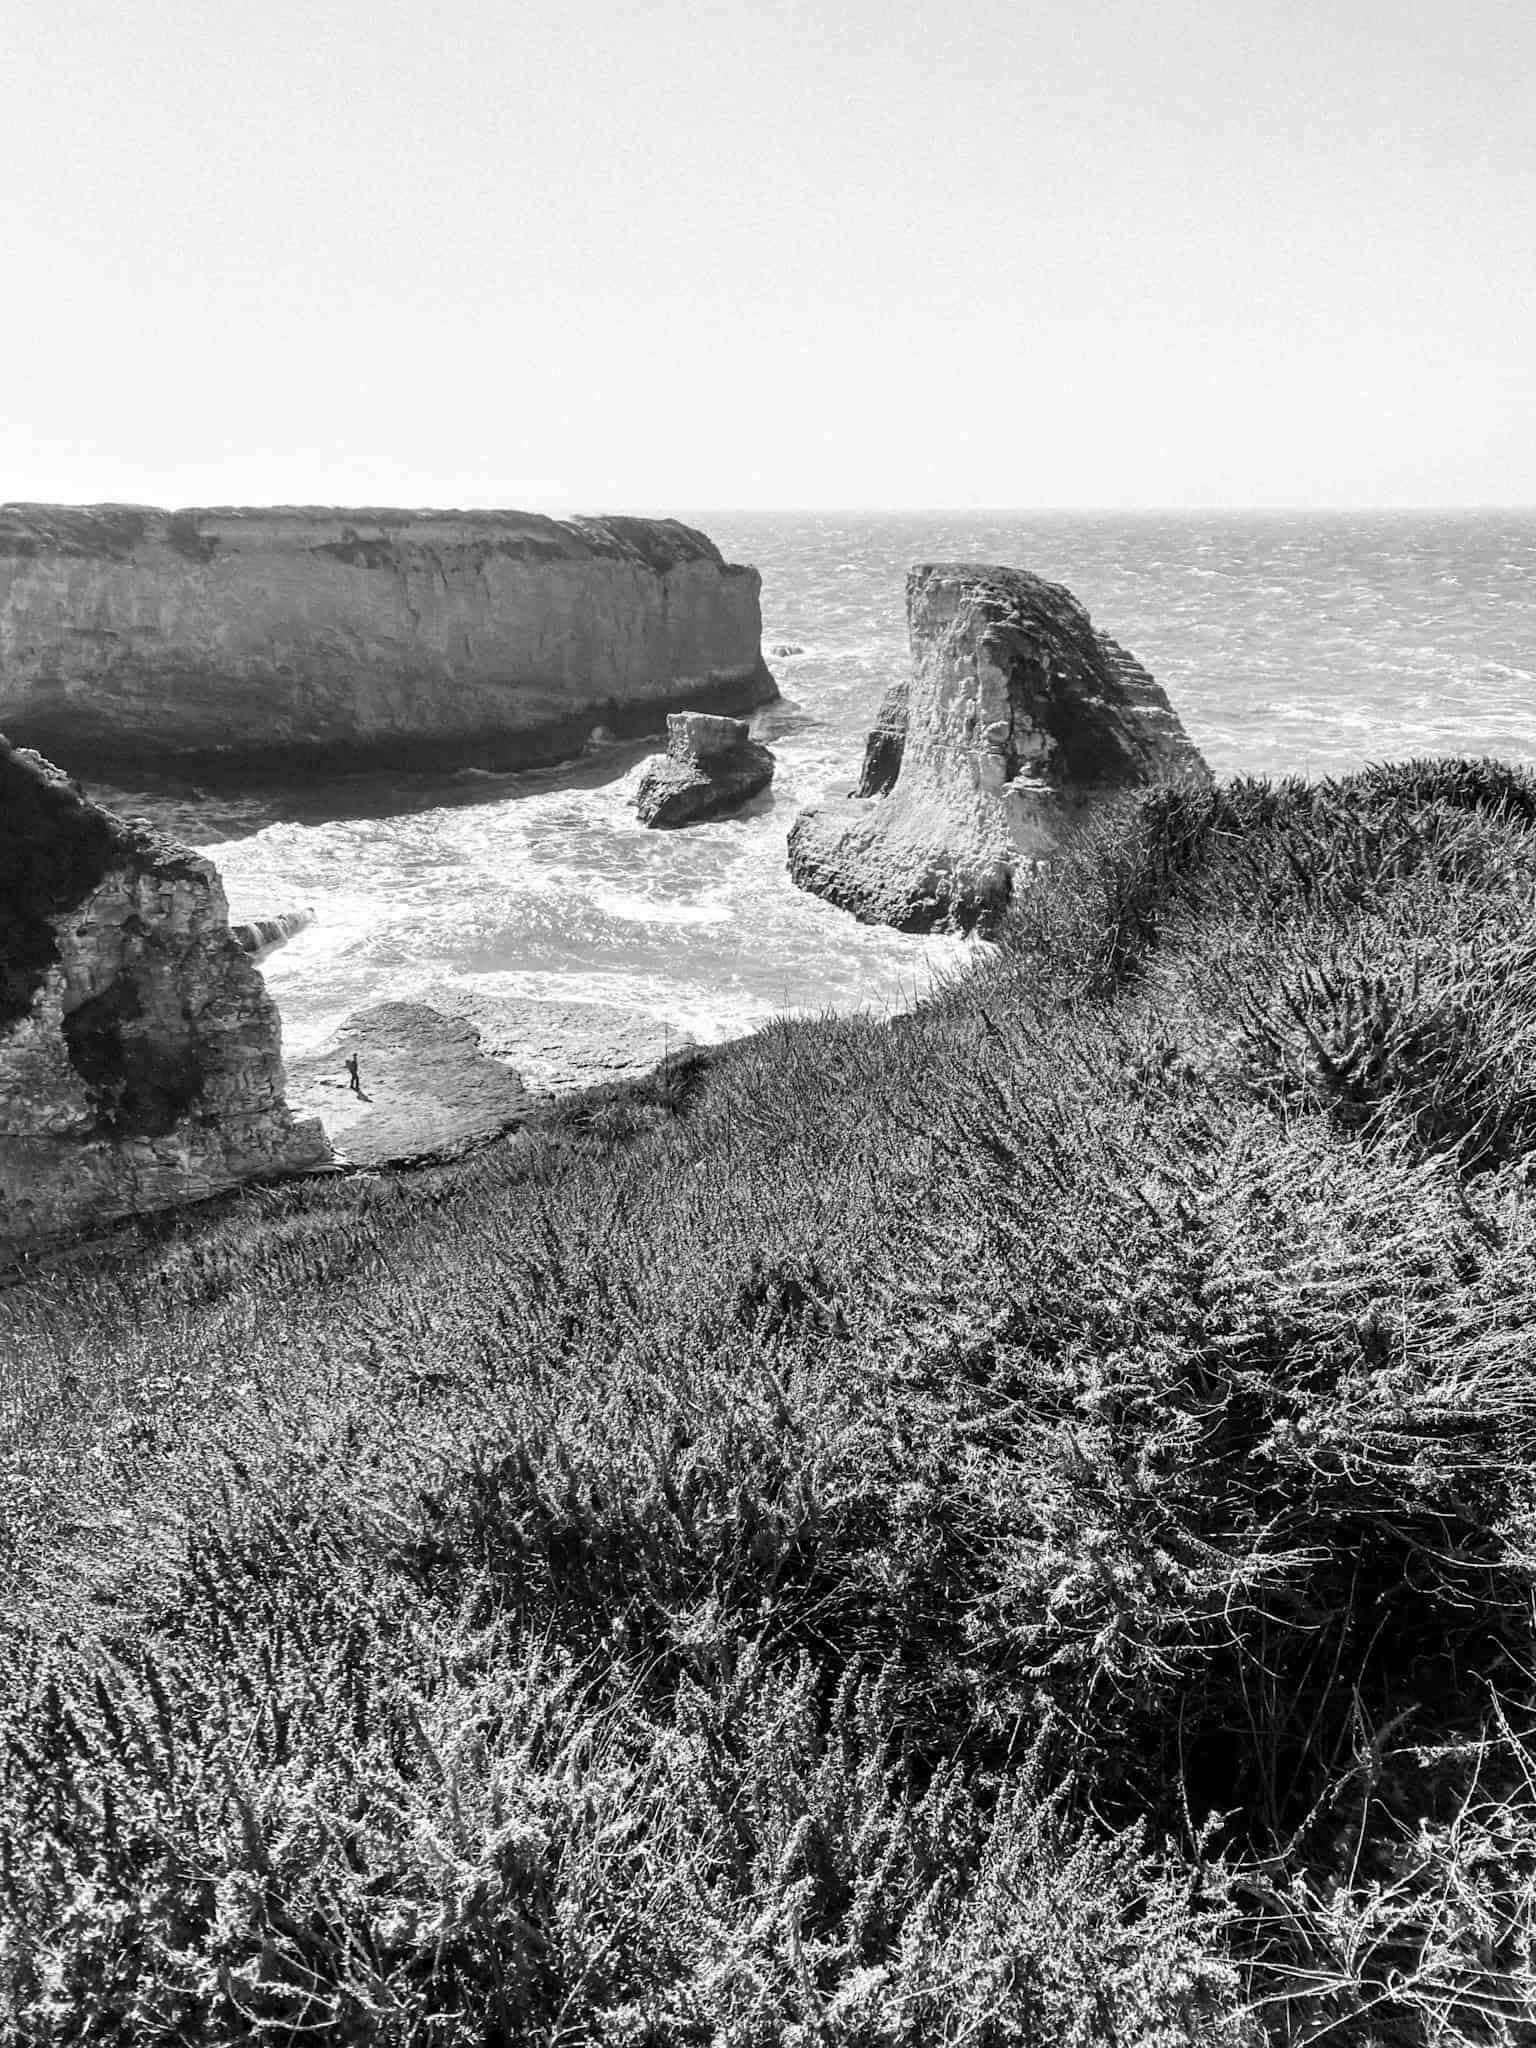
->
[0,738,328,1254]
[634,711,775,828]
[0,505,777,780]
[788,565,1210,934]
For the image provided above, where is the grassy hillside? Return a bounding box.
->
[4,760,1536,2045]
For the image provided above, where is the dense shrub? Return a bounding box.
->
[5,758,1536,2042]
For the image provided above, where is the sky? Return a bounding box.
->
[2,0,1533,511]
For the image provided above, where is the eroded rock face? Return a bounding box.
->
[0,739,329,1254]
[788,565,1210,934]
[635,711,775,828]
[0,504,778,780]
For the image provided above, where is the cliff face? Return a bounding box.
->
[788,565,1210,934]
[0,738,329,1255]
[0,505,777,779]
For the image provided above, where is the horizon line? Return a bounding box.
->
[5,498,1534,519]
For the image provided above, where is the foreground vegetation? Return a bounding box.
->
[4,758,1536,2044]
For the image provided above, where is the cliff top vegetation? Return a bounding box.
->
[0,503,738,570]
[3,757,1536,2044]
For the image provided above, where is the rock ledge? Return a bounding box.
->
[284,1003,531,1167]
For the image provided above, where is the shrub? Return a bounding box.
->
[5,759,1536,2042]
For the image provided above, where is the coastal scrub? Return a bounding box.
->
[3,760,1535,2044]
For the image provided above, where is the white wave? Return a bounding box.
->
[591,888,731,928]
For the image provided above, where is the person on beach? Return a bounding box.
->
[345,1053,363,1096]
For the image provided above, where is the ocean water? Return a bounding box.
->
[111,511,1536,1073]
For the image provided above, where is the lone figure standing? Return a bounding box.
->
[345,1053,363,1096]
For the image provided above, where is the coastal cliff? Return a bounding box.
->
[788,564,1210,933]
[0,738,329,1254]
[0,505,777,779]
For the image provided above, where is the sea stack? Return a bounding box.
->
[0,505,777,781]
[787,564,1210,934]
[634,712,775,828]
[0,738,329,1256]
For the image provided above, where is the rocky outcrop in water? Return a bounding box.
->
[231,909,314,961]
[0,505,777,781]
[0,738,329,1255]
[634,712,775,828]
[787,565,1210,934]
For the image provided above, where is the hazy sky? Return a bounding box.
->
[3,0,1532,510]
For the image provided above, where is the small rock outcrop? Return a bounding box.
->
[788,565,1210,934]
[0,504,778,781]
[231,909,315,961]
[634,712,775,829]
[0,738,329,1255]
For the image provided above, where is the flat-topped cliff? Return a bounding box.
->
[0,737,329,1254]
[0,505,777,779]
[788,563,1210,933]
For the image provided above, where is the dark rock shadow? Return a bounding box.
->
[70,738,668,844]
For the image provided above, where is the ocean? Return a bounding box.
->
[100,511,1536,1087]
